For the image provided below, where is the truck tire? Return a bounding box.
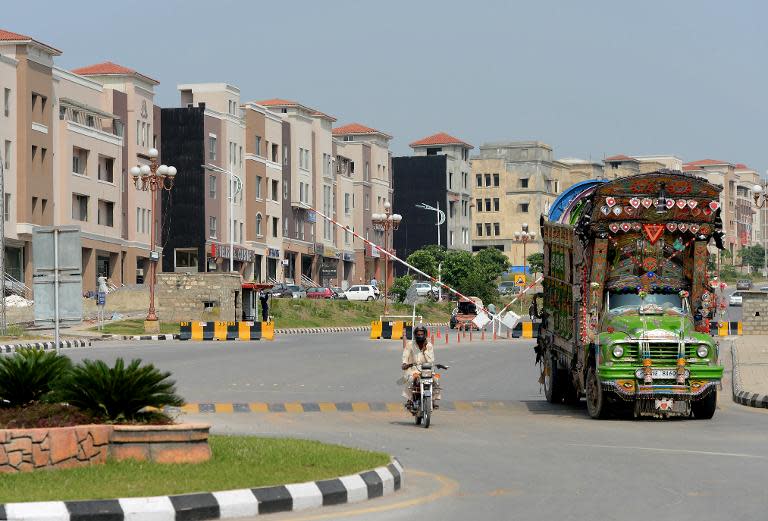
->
[586,365,607,419]
[543,352,563,404]
[691,390,717,419]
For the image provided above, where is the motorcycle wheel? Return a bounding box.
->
[423,397,431,428]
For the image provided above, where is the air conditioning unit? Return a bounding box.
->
[136,269,144,277]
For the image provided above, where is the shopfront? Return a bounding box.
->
[207,242,255,277]
[267,248,280,281]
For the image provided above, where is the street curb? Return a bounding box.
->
[101,334,180,341]
[276,323,447,335]
[0,339,91,354]
[0,458,403,521]
[731,342,768,409]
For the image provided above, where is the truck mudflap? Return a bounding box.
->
[603,379,718,400]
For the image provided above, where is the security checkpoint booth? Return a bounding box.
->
[241,282,273,321]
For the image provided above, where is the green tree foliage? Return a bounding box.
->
[390,275,414,303]
[526,252,544,276]
[739,245,765,270]
[55,358,184,421]
[475,247,510,279]
[0,349,72,406]
[406,250,438,278]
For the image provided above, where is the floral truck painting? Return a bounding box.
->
[535,170,723,418]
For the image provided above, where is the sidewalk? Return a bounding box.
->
[732,335,768,408]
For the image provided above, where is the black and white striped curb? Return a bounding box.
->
[0,339,91,354]
[102,334,179,341]
[0,459,403,521]
[731,343,768,409]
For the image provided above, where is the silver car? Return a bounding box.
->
[286,284,306,299]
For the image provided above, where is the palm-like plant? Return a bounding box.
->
[55,358,184,421]
[0,349,72,406]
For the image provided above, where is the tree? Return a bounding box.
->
[475,248,510,279]
[406,250,438,279]
[739,245,765,271]
[526,252,544,276]
[390,275,413,303]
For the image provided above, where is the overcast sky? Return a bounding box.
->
[5,0,766,174]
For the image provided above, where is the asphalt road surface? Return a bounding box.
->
[72,334,768,521]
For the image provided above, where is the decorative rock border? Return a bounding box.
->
[731,343,768,409]
[0,339,91,354]
[0,458,403,521]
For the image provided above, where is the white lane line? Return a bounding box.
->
[566,443,766,459]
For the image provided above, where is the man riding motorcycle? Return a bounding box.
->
[402,325,441,407]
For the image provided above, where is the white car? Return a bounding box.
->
[729,292,743,306]
[414,282,437,297]
[345,285,378,301]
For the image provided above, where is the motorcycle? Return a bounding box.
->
[405,362,449,428]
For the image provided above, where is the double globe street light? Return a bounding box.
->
[129,148,177,332]
[371,202,402,316]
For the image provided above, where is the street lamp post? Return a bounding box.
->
[129,149,176,332]
[372,202,402,317]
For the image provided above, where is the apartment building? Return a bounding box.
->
[471,141,563,267]
[0,41,20,282]
[333,123,393,285]
[735,163,762,246]
[391,132,473,275]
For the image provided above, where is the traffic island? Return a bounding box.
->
[0,436,400,521]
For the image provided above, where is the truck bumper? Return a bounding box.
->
[598,365,722,400]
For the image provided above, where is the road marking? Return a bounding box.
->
[277,470,459,521]
[567,443,767,459]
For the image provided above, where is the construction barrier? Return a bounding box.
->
[370,321,412,340]
[511,320,541,339]
[714,321,742,336]
[179,321,274,341]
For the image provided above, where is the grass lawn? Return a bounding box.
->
[0,435,389,503]
[90,319,180,335]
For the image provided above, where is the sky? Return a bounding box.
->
[4,0,767,175]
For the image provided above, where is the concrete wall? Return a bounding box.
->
[742,291,768,335]
[156,272,242,322]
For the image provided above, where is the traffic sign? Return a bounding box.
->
[514,274,526,286]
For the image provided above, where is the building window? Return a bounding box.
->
[449,231,455,246]
[462,200,468,217]
[209,175,216,198]
[494,223,500,236]
[141,122,146,146]
[364,162,370,181]
[3,193,9,222]
[136,119,140,145]
[462,228,468,244]
[493,198,499,212]
[271,180,279,201]
[283,181,288,200]
[485,174,491,187]
[485,199,491,212]
[209,216,217,238]
[520,178,529,188]
[519,203,529,213]
[448,172,453,189]
[240,222,244,244]
[345,193,351,214]
[364,194,370,210]
[3,88,9,117]
[256,214,263,236]
[272,143,278,162]
[255,136,262,157]
[3,140,10,169]
[449,201,456,218]
[256,176,262,198]
[476,198,482,211]
[72,194,88,221]
[476,174,482,187]
[476,223,482,236]
[72,147,88,175]
[86,115,95,128]
[209,135,217,160]
[485,223,492,236]
[493,173,499,186]
[98,156,114,183]
[97,200,114,227]
[283,144,288,165]
[273,217,279,238]
[175,249,198,270]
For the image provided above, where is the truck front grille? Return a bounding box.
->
[623,343,697,362]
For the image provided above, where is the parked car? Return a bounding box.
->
[736,279,752,290]
[414,282,437,297]
[269,283,306,298]
[288,284,307,299]
[345,285,378,301]
[760,286,768,292]
[306,287,335,299]
[729,292,743,307]
[498,281,520,295]
[331,287,347,299]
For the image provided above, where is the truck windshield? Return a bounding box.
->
[608,292,683,311]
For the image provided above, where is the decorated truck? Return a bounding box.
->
[535,170,724,418]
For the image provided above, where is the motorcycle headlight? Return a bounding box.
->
[696,345,709,358]
[612,345,624,358]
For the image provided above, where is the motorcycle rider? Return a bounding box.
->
[402,325,440,407]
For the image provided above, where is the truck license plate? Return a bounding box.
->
[651,369,677,379]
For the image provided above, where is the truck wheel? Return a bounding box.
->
[543,352,563,404]
[691,390,717,419]
[586,365,607,419]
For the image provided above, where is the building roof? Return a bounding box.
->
[333,123,392,139]
[72,61,159,85]
[604,154,639,162]
[310,110,337,122]
[256,99,336,121]
[0,28,61,55]
[410,132,472,149]
[684,159,732,167]
[734,163,754,171]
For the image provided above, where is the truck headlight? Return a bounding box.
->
[635,368,644,379]
[612,345,624,358]
[696,345,708,358]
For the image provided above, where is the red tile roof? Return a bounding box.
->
[333,123,392,140]
[604,154,638,162]
[684,159,731,167]
[256,98,298,107]
[0,28,61,54]
[734,163,752,170]
[72,61,159,85]
[409,132,472,148]
[310,110,337,122]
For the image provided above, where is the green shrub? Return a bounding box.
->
[55,358,184,421]
[0,349,72,407]
[390,275,413,303]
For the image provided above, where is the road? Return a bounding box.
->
[71,334,768,521]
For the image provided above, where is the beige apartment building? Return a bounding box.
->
[0,44,20,283]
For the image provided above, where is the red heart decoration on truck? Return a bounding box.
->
[687,200,698,209]
[676,199,687,209]
[709,201,720,211]
[665,199,675,209]
[621,223,631,232]
[690,224,700,234]
[641,198,653,209]
[609,223,620,233]
[629,198,641,208]
[606,197,617,207]
[666,223,677,232]
[702,207,711,216]
[678,223,688,232]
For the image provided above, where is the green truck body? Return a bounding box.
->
[536,171,723,418]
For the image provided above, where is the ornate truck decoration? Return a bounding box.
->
[536,170,723,418]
